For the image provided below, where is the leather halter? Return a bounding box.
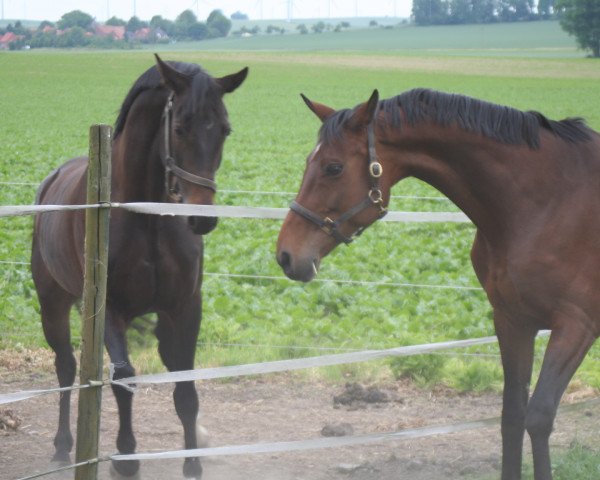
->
[289,122,388,244]
[162,93,217,202]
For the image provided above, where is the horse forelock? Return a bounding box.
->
[318,108,354,143]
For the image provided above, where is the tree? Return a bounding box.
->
[150,15,176,36]
[538,0,556,18]
[412,0,450,25]
[106,16,127,27]
[57,10,94,30]
[175,9,206,39]
[557,0,600,57]
[56,26,90,47]
[312,21,327,33]
[37,20,55,31]
[231,11,249,20]
[206,9,232,38]
[126,16,147,33]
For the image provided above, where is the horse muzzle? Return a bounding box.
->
[276,250,319,282]
[188,216,218,235]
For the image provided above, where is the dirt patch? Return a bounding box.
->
[1,354,598,480]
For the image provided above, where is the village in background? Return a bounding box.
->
[0,8,243,50]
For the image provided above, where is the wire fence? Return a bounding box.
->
[1,198,598,480]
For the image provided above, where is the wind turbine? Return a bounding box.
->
[254,0,264,20]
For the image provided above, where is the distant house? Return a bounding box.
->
[94,24,125,41]
[128,27,169,43]
[0,32,24,50]
[133,27,152,41]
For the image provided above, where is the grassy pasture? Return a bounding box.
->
[163,20,576,56]
[1,22,600,397]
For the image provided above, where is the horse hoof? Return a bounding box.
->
[197,424,210,448]
[51,451,71,465]
[110,460,141,479]
[183,457,202,479]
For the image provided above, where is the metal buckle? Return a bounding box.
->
[369,162,383,178]
[321,217,335,235]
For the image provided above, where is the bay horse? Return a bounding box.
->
[32,55,247,479]
[276,88,600,480]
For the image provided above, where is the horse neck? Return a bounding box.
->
[382,122,542,243]
[111,90,167,202]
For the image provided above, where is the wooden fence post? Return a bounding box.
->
[75,124,112,480]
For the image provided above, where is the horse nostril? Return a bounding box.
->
[278,251,291,270]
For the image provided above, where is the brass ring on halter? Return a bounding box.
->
[369,188,383,204]
[369,162,383,178]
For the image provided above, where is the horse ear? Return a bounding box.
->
[216,67,249,94]
[348,89,379,129]
[300,94,335,123]
[154,53,191,93]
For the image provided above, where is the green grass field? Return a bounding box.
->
[171,20,578,55]
[1,21,599,393]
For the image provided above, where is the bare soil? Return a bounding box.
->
[1,351,598,480]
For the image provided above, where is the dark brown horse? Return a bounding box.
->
[32,55,247,479]
[276,88,600,480]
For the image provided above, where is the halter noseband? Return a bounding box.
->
[163,93,217,202]
[289,122,388,244]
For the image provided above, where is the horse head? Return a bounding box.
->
[155,54,248,234]
[277,90,391,281]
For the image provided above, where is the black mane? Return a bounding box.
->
[320,88,592,149]
[113,61,209,140]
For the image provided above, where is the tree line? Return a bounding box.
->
[0,9,232,49]
[412,0,556,25]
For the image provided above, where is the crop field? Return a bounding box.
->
[1,21,600,397]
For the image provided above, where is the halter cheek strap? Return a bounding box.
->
[162,93,217,202]
[289,122,387,245]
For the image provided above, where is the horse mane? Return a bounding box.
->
[320,88,592,149]
[113,61,210,140]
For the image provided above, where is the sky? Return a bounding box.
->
[1,0,413,22]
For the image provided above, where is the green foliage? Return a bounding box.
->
[56,10,94,31]
[106,16,127,27]
[207,10,232,38]
[446,358,503,392]
[552,441,600,479]
[150,16,176,37]
[389,352,447,386]
[413,0,539,25]
[126,16,148,33]
[557,0,600,57]
[0,37,599,392]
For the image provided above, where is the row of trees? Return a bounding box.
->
[0,8,233,49]
[412,0,555,25]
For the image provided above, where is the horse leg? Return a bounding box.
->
[32,253,77,464]
[156,294,202,479]
[495,313,537,480]
[525,321,596,480]
[104,311,139,478]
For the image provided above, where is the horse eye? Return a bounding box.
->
[174,126,184,136]
[325,163,343,176]
[206,120,215,130]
